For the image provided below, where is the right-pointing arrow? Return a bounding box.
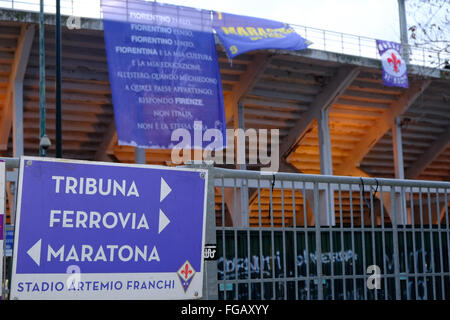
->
[27,239,42,267]
[158,209,170,234]
[160,177,172,202]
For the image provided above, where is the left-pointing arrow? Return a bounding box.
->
[27,239,42,266]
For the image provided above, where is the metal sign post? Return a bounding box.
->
[0,161,5,300]
[55,0,62,158]
[39,0,48,156]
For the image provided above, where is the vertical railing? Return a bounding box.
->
[210,167,450,300]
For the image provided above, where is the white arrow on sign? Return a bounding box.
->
[160,177,172,202]
[158,209,170,234]
[27,238,42,266]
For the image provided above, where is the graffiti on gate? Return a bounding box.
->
[217,249,358,279]
[216,229,450,299]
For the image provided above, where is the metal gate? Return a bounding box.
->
[201,166,450,300]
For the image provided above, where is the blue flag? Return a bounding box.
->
[376,40,409,88]
[213,11,312,59]
[101,0,226,149]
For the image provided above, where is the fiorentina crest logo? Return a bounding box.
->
[376,39,409,88]
[178,260,196,293]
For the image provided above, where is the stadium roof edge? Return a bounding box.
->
[0,8,442,79]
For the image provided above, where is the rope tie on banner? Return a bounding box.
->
[359,177,380,213]
[268,174,276,219]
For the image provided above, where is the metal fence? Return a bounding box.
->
[1,0,449,70]
[204,166,450,300]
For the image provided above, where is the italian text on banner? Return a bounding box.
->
[101,0,226,149]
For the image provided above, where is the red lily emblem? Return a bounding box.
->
[181,263,192,280]
[387,53,401,73]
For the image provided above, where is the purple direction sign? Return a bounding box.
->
[10,157,208,300]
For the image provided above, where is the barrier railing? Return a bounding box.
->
[1,0,448,70]
[207,166,450,300]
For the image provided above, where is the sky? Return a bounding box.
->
[158,0,402,42]
[3,0,426,44]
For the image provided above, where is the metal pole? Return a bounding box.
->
[135,148,146,164]
[39,0,47,157]
[56,0,62,158]
[183,161,218,300]
[397,0,410,62]
[236,102,249,227]
[203,165,218,299]
[391,187,402,300]
[392,118,405,180]
[313,182,324,299]
[393,118,407,225]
